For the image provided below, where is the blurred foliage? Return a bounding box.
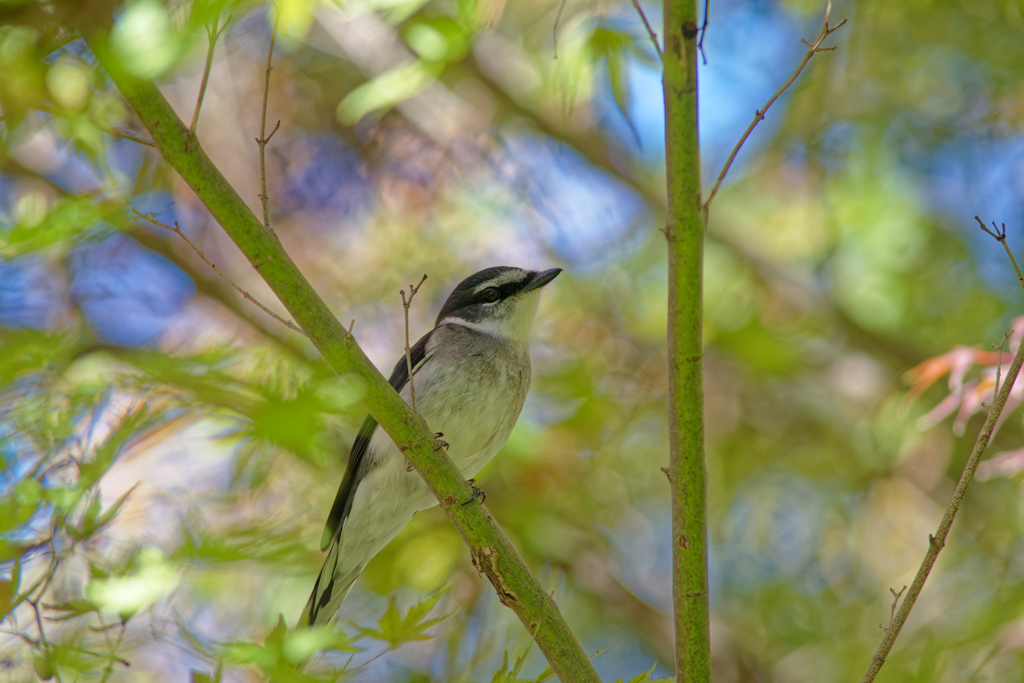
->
[1,0,1024,681]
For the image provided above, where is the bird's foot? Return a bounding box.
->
[461,478,487,506]
[433,432,449,451]
[407,433,450,471]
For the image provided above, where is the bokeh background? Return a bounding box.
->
[3,0,1024,680]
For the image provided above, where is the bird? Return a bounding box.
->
[301,266,562,627]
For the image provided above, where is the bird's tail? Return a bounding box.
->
[300,540,361,628]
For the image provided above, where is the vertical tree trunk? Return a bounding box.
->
[662,0,710,680]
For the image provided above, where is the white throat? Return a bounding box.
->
[439,290,541,342]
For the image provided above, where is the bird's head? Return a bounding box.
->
[435,266,562,341]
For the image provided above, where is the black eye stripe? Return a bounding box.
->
[435,267,537,326]
[478,280,529,302]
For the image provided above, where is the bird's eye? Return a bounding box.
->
[481,287,500,303]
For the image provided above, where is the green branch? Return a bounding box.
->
[861,332,1024,682]
[861,220,1024,682]
[79,27,600,683]
[662,0,711,680]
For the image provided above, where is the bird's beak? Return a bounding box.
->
[522,268,562,293]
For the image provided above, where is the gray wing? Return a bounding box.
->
[318,328,436,551]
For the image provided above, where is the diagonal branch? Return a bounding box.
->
[80,22,600,683]
[703,0,846,211]
[861,331,1024,682]
[132,210,306,336]
[860,219,1024,683]
[630,0,662,60]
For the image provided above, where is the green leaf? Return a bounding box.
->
[221,641,278,670]
[617,662,661,683]
[172,520,310,565]
[488,644,534,683]
[68,485,135,540]
[190,663,222,683]
[86,547,178,617]
[278,0,317,39]
[110,0,186,79]
[586,25,651,144]
[404,18,469,62]
[0,479,44,534]
[92,483,139,531]
[114,346,257,415]
[0,196,119,257]
[0,580,14,620]
[266,614,289,652]
[282,626,360,663]
[0,329,84,390]
[78,408,155,489]
[337,60,443,125]
[0,540,29,562]
[0,26,47,129]
[249,385,330,463]
[356,587,453,648]
[220,616,354,681]
[75,492,103,539]
[33,655,55,681]
[43,598,100,621]
[534,666,555,683]
[457,0,479,28]
[44,486,83,514]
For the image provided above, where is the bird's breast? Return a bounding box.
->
[412,342,531,476]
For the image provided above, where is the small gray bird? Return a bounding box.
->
[302,266,561,627]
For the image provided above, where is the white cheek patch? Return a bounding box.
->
[438,317,504,337]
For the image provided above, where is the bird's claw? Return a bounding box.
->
[433,432,449,451]
[461,478,486,506]
[408,433,449,471]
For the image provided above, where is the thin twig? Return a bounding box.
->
[96,615,129,683]
[400,274,428,412]
[257,7,281,229]
[630,0,662,60]
[703,0,846,211]
[34,105,155,147]
[698,0,709,64]
[860,224,1024,683]
[345,646,393,676]
[133,210,306,336]
[880,585,905,633]
[993,331,1012,405]
[0,628,39,646]
[189,16,229,137]
[976,216,1024,293]
[109,127,156,147]
[553,0,569,58]
[29,596,64,683]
